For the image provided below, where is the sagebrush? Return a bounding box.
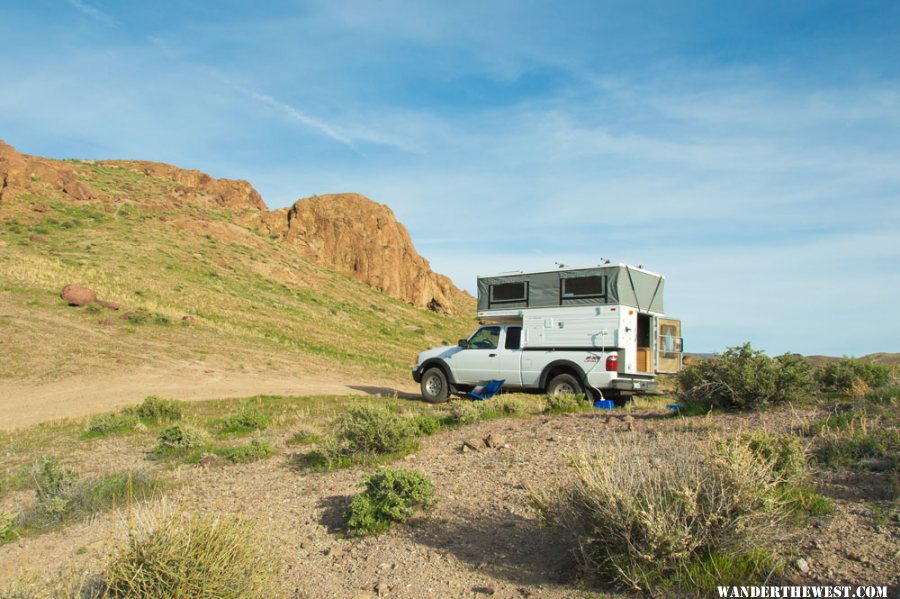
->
[346,468,435,536]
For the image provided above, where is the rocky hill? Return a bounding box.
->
[0,140,475,386]
[0,141,468,314]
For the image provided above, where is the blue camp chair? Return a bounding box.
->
[465,379,505,401]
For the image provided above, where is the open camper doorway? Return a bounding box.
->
[637,313,651,372]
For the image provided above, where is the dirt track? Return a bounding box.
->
[0,366,418,430]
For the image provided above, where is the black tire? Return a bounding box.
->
[420,367,450,403]
[546,373,584,396]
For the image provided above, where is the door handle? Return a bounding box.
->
[489,353,497,357]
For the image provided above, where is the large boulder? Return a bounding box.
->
[60,284,97,307]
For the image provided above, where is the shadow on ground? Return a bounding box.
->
[349,385,422,400]
[317,494,352,535]
[408,505,572,587]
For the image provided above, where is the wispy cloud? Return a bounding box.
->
[245,90,356,150]
[65,0,117,26]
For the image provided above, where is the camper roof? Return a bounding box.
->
[476,262,665,314]
[478,262,664,279]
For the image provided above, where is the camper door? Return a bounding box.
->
[656,318,683,373]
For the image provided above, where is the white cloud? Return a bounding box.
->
[65,0,117,26]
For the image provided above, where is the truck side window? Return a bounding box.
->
[468,326,500,349]
[505,326,522,350]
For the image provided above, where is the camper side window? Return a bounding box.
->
[490,282,527,304]
[561,275,605,298]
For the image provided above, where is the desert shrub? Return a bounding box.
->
[153,425,209,455]
[346,468,435,536]
[817,358,892,393]
[16,469,162,533]
[286,427,322,446]
[124,395,183,421]
[677,344,815,412]
[816,429,900,470]
[744,431,808,483]
[865,384,900,405]
[410,413,443,436]
[488,396,529,417]
[543,393,591,415]
[104,508,276,599]
[32,457,79,517]
[0,511,16,543]
[218,440,275,464]
[85,412,139,436]
[221,404,271,433]
[447,400,483,425]
[536,435,788,593]
[338,405,417,456]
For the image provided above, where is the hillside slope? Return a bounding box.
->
[0,141,475,415]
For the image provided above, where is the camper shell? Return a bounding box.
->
[411,263,682,403]
[477,264,682,375]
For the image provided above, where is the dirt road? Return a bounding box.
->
[0,364,418,430]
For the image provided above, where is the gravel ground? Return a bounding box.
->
[1,408,897,598]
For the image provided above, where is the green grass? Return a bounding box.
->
[215,440,275,464]
[816,429,900,469]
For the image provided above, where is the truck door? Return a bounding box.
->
[445,325,502,385]
[497,326,523,386]
[656,318,683,373]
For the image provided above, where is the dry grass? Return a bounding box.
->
[536,434,789,593]
[103,502,280,599]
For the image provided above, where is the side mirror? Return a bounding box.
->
[457,339,468,348]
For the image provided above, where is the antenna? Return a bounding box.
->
[554,262,566,269]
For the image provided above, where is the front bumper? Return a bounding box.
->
[411,366,423,383]
[608,377,658,393]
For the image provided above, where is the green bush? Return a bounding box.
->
[536,435,788,593]
[745,431,808,483]
[816,430,900,470]
[285,427,321,446]
[105,509,276,599]
[32,457,79,517]
[447,400,483,425]
[677,344,815,412]
[153,425,209,455]
[865,384,900,405]
[543,393,592,414]
[338,405,417,456]
[488,396,529,417]
[85,412,139,436]
[0,511,16,543]
[221,404,271,434]
[346,468,435,536]
[14,469,162,534]
[218,440,275,464]
[817,358,892,393]
[410,414,443,436]
[124,396,183,421]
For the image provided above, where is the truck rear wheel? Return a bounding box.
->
[546,373,584,397]
[420,367,450,403]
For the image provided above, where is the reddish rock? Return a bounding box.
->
[276,193,471,314]
[61,284,96,307]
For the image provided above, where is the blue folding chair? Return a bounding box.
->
[465,379,505,401]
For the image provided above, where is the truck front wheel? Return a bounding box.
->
[546,373,584,397]
[420,367,450,403]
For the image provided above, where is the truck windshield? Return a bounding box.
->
[468,326,500,349]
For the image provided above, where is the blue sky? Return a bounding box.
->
[1,1,898,355]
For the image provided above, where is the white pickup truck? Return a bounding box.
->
[411,264,682,403]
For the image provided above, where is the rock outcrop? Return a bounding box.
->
[0,141,470,313]
[274,193,461,313]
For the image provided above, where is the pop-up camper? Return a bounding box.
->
[412,264,682,403]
